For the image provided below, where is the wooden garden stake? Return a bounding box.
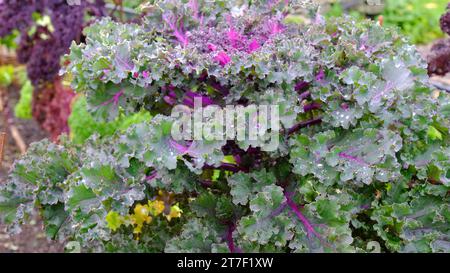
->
[0,87,27,154]
[0,132,6,167]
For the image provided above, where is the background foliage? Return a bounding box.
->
[326,0,449,45]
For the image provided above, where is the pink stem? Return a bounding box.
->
[145,170,158,181]
[163,14,189,46]
[284,192,323,240]
[338,152,369,166]
[169,139,191,154]
[226,223,236,253]
[99,90,124,107]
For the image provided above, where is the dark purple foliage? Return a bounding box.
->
[428,3,450,76]
[440,4,450,36]
[428,38,450,76]
[0,0,106,86]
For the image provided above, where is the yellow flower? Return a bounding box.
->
[133,225,142,234]
[134,204,152,223]
[165,203,183,221]
[131,204,152,234]
[148,200,165,216]
[105,211,124,231]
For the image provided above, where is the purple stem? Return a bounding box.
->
[199,179,213,188]
[303,102,321,112]
[210,81,230,96]
[145,170,158,181]
[233,154,242,165]
[164,95,177,105]
[168,90,177,99]
[204,163,240,173]
[226,223,236,253]
[298,91,311,101]
[188,0,203,23]
[99,90,124,107]
[183,91,215,107]
[372,81,393,103]
[316,69,325,82]
[169,139,192,154]
[182,97,194,108]
[287,117,323,136]
[295,81,310,93]
[115,55,134,71]
[284,192,323,240]
[338,152,369,166]
[162,14,189,47]
[224,222,243,253]
[162,84,176,92]
[268,202,288,219]
[185,91,197,98]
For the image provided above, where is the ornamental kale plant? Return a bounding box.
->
[0,0,449,253]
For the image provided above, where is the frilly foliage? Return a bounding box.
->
[1,0,449,253]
